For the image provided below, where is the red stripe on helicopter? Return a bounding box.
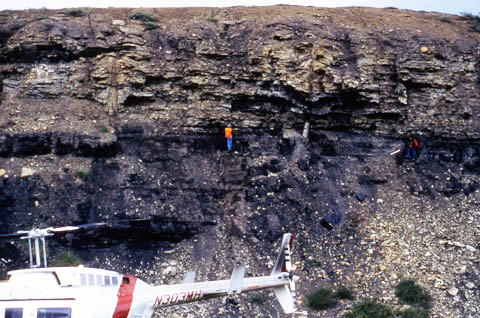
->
[113,274,138,318]
[281,234,294,273]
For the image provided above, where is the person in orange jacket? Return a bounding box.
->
[225,124,233,151]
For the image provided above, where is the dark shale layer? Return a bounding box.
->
[0,6,479,318]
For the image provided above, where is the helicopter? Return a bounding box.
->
[0,223,304,318]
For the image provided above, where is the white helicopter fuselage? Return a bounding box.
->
[0,267,124,317]
[0,234,299,318]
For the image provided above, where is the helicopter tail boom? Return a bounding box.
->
[132,234,299,316]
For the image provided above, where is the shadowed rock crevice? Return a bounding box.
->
[0,131,117,157]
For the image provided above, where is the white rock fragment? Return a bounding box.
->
[465,245,477,252]
[466,282,475,289]
[453,241,465,248]
[21,167,35,178]
[112,20,126,26]
[447,287,459,296]
[163,265,177,277]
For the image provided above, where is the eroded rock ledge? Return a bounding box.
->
[1,6,479,137]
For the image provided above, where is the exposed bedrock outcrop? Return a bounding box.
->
[0,7,479,137]
[0,6,479,318]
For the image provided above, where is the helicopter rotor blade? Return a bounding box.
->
[48,226,81,232]
[48,223,106,233]
[0,222,107,239]
[0,232,24,239]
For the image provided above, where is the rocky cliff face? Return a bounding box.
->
[0,6,479,318]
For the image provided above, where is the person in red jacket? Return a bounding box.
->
[405,136,418,160]
[225,124,233,151]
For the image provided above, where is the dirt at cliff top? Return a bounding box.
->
[0,5,475,42]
